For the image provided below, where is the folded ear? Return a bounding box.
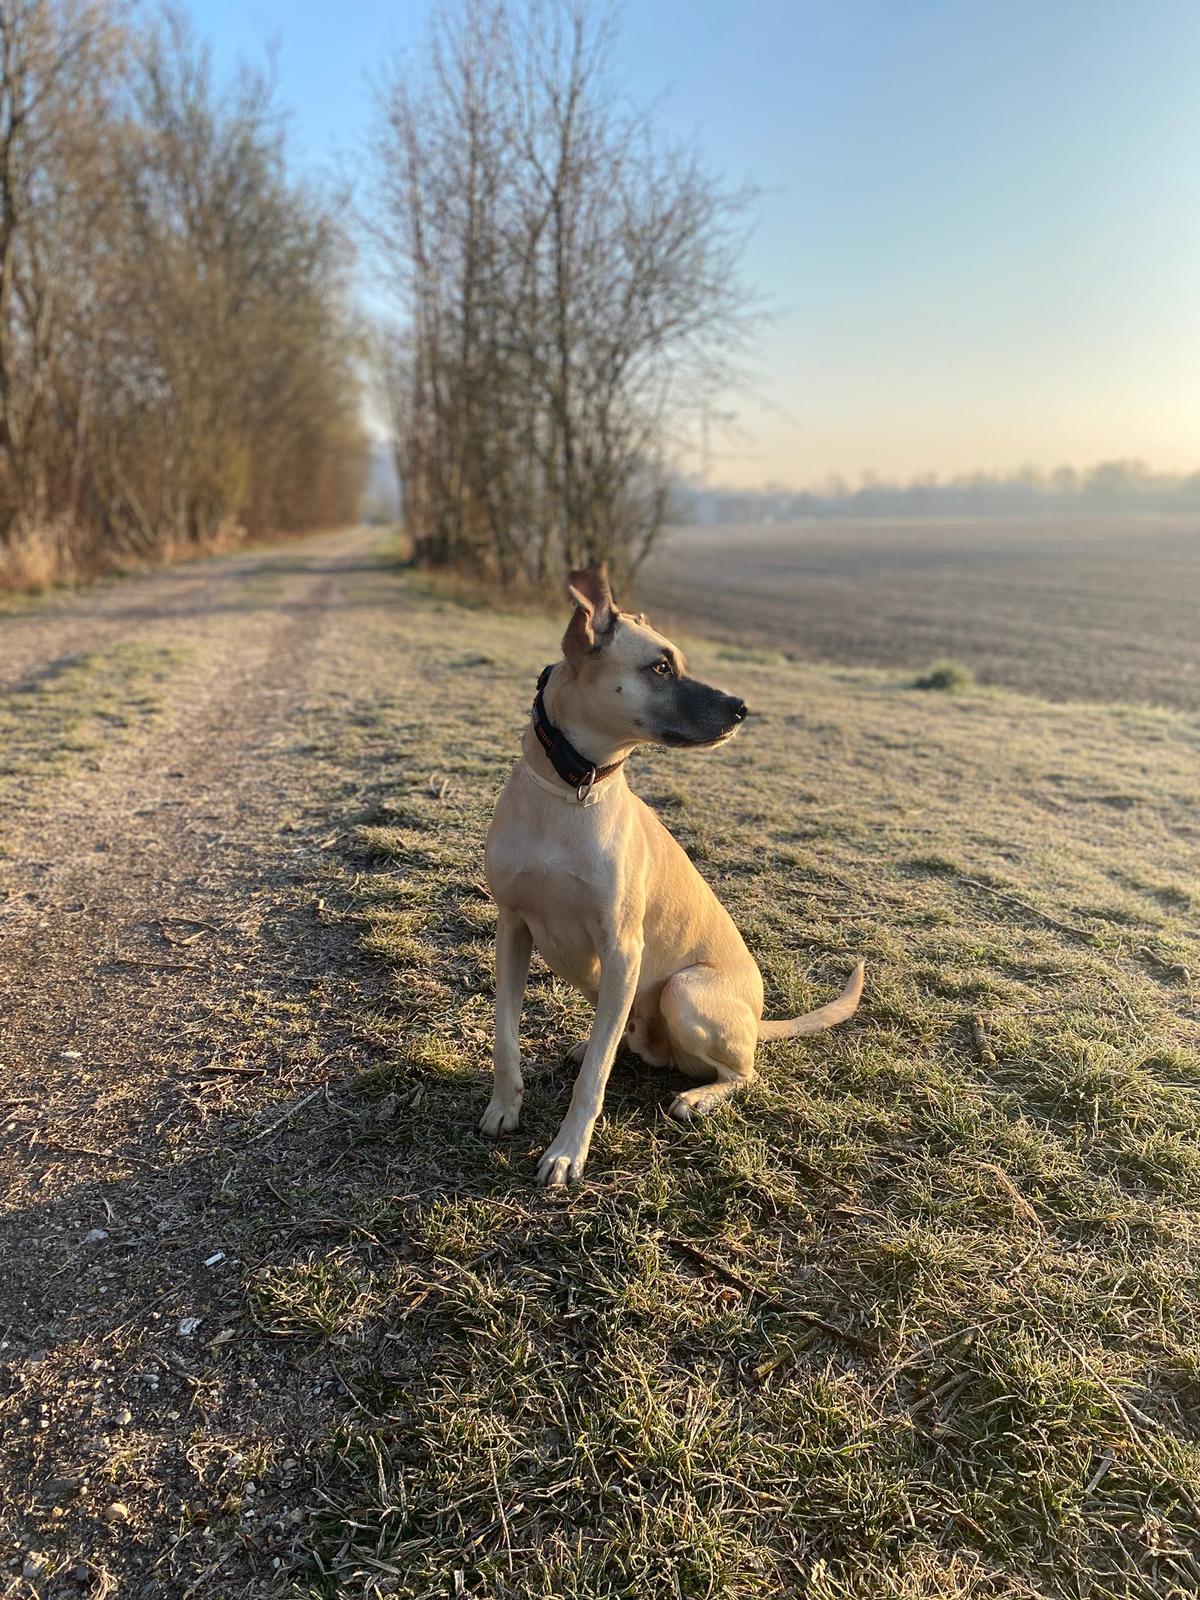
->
[563,563,617,666]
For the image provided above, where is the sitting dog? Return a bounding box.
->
[482,564,863,1185]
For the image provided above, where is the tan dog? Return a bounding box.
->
[483,564,864,1185]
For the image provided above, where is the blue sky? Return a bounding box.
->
[189,0,1200,488]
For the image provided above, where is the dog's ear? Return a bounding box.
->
[563,563,616,666]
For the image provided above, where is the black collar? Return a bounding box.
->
[532,664,626,800]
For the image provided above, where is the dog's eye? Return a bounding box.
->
[650,658,673,677]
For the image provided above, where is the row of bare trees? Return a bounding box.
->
[0,2,365,589]
[369,0,753,588]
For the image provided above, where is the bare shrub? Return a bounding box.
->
[915,660,976,693]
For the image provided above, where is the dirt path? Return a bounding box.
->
[0,529,412,1597]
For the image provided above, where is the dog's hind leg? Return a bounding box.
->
[566,995,672,1069]
[480,909,533,1135]
[660,967,758,1124]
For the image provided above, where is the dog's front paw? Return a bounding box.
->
[479,1097,521,1136]
[563,1038,589,1066]
[537,1136,588,1187]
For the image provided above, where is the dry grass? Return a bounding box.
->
[0,520,89,591]
[0,518,254,595]
[256,574,1200,1599]
[0,641,185,818]
[3,536,1197,1598]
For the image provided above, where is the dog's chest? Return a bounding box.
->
[486,803,622,992]
[486,774,622,908]
[486,828,609,917]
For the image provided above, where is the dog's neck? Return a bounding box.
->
[523,662,637,789]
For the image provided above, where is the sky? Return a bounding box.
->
[188,0,1200,490]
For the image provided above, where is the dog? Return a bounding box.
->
[482,563,864,1185]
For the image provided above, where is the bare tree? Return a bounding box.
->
[105,12,364,551]
[0,4,365,590]
[0,0,124,552]
[369,0,753,590]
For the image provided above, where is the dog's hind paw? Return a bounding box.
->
[563,1038,589,1066]
[669,1084,740,1123]
[668,1093,698,1124]
[479,1098,521,1136]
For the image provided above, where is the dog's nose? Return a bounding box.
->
[730,698,748,722]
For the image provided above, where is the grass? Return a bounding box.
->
[240,573,1200,1600]
[3,535,1194,1596]
[914,659,976,693]
[0,641,185,801]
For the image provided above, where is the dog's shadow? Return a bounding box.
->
[2,1027,687,1588]
[358,1029,685,1195]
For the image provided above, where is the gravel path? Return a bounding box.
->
[0,529,408,1597]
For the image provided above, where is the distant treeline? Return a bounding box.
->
[681,461,1200,524]
[0,4,365,590]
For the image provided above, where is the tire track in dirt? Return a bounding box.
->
[0,528,412,1597]
[1,529,374,1181]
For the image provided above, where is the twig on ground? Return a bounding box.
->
[181,1550,232,1599]
[104,957,199,972]
[248,1081,326,1142]
[1098,974,1139,1024]
[973,1161,1043,1228]
[154,918,221,947]
[489,1451,515,1573]
[44,1140,151,1166]
[958,876,1097,940]
[1138,944,1192,982]
[968,1014,996,1066]
[665,1236,876,1356]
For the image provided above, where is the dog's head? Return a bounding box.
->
[559,564,747,752]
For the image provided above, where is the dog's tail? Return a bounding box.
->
[758,959,865,1040]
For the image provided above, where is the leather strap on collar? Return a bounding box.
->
[533,663,625,801]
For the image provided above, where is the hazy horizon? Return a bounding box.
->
[190,0,1200,490]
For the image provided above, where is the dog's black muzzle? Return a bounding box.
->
[657,678,748,748]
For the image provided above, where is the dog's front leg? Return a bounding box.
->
[538,935,642,1187]
[480,908,533,1135]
